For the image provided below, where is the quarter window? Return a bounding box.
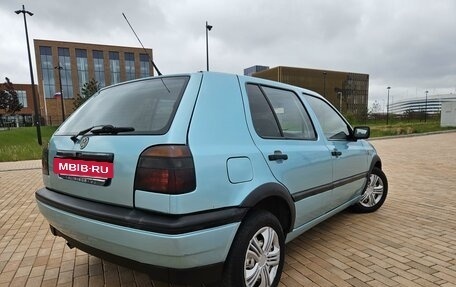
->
[246,84,316,140]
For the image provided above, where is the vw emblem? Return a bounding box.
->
[80,136,89,149]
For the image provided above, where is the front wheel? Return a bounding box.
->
[351,167,388,213]
[222,210,285,287]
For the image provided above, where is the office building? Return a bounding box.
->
[244,65,269,76]
[252,66,369,119]
[0,83,37,127]
[34,39,154,125]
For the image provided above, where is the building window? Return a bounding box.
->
[109,52,120,84]
[125,52,135,81]
[58,48,73,98]
[39,46,55,99]
[76,49,89,93]
[139,54,150,78]
[17,90,27,108]
[93,50,105,87]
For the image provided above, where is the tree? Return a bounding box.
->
[0,77,23,115]
[73,78,99,109]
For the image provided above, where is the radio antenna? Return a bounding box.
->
[122,12,162,76]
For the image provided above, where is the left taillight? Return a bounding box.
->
[134,145,196,194]
[42,146,49,175]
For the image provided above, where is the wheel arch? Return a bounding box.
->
[369,154,382,172]
[240,182,295,233]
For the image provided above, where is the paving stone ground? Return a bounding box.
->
[0,132,455,287]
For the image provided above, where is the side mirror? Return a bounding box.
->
[353,126,370,140]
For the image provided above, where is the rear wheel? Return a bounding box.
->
[223,210,285,287]
[351,167,388,213]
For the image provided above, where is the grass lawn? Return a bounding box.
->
[0,126,57,162]
[357,118,456,138]
[0,119,455,162]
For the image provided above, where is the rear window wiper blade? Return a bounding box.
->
[91,125,135,135]
[70,125,135,143]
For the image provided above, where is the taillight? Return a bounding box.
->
[134,145,196,194]
[42,146,49,175]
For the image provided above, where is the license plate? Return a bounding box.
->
[53,158,114,178]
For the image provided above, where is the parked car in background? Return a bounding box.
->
[36,72,388,287]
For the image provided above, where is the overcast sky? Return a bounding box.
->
[1,0,455,109]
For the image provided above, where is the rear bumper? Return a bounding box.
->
[35,188,244,284]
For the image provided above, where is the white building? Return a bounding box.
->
[389,94,456,115]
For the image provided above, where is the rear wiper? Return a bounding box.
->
[70,125,135,143]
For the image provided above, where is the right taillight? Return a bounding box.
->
[134,145,196,194]
[42,145,49,175]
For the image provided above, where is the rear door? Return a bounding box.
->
[242,83,333,227]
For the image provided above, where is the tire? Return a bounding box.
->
[222,210,285,287]
[351,167,388,213]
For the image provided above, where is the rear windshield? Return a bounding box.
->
[55,76,190,135]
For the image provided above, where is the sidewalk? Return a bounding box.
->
[1,133,456,286]
[0,160,41,172]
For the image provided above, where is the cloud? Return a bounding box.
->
[2,0,456,105]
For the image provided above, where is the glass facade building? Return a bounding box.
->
[39,46,56,99]
[76,49,89,93]
[34,39,154,125]
[109,52,121,85]
[124,52,135,81]
[253,66,369,121]
[58,48,73,98]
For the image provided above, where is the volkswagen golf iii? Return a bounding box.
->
[36,72,388,287]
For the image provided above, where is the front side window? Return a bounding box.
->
[55,76,190,136]
[305,94,350,140]
[246,84,316,140]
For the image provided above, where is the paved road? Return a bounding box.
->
[0,132,455,286]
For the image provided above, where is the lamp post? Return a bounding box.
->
[15,5,42,145]
[205,21,213,71]
[55,64,65,123]
[323,72,327,98]
[386,86,391,125]
[424,90,429,122]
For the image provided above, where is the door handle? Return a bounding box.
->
[331,149,342,157]
[268,151,288,161]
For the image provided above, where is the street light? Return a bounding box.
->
[15,5,42,145]
[425,90,429,122]
[54,64,65,123]
[386,86,391,125]
[323,72,327,98]
[205,21,213,71]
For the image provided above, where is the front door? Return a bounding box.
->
[304,94,369,211]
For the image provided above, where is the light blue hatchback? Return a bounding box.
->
[36,72,388,287]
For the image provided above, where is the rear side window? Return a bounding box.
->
[56,77,189,135]
[246,84,316,140]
